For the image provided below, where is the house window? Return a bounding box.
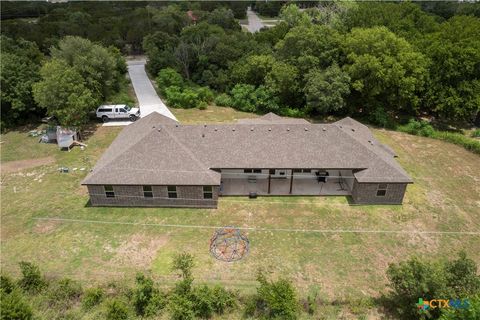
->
[244,169,253,173]
[269,169,275,175]
[302,169,311,173]
[278,170,286,176]
[167,186,177,198]
[253,169,262,173]
[293,169,302,173]
[376,184,388,197]
[143,185,153,198]
[203,186,213,199]
[104,185,115,198]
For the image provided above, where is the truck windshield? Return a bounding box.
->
[124,105,131,111]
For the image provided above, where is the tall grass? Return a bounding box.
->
[397,119,480,155]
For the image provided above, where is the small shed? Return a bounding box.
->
[56,127,78,151]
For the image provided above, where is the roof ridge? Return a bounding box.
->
[82,129,158,184]
[333,125,409,180]
[162,126,216,177]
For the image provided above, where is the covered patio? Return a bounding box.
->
[220,175,352,196]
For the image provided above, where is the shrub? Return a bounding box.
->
[0,289,33,320]
[194,86,214,103]
[397,120,480,155]
[168,293,195,320]
[246,272,299,320]
[190,285,215,318]
[156,68,184,93]
[18,261,46,293]
[230,84,257,112]
[369,107,393,128]
[444,251,480,297]
[228,84,281,113]
[165,86,201,109]
[397,119,435,137]
[172,252,195,280]
[133,273,165,316]
[211,285,236,314]
[471,129,480,138]
[105,299,129,320]
[386,252,480,319]
[279,107,305,118]
[144,292,167,317]
[214,93,233,107]
[440,295,480,320]
[82,287,104,309]
[387,257,447,319]
[48,278,82,308]
[198,101,208,110]
[1,275,16,294]
[432,131,480,154]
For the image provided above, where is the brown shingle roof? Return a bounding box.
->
[82,112,412,185]
[237,112,309,124]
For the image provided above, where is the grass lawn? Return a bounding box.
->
[1,108,479,318]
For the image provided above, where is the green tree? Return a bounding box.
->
[423,16,480,123]
[0,37,44,125]
[51,36,125,100]
[279,4,312,28]
[231,54,275,86]
[343,26,429,115]
[33,59,98,127]
[265,61,299,107]
[275,25,341,73]
[341,2,440,41]
[207,7,240,30]
[156,68,184,93]
[304,65,351,115]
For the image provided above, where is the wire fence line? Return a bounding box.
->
[33,217,480,236]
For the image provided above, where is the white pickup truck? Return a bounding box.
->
[96,104,140,122]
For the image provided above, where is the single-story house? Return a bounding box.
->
[82,112,412,208]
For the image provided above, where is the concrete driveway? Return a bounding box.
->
[245,8,265,33]
[103,59,177,126]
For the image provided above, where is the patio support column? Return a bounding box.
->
[289,170,294,194]
[268,173,271,194]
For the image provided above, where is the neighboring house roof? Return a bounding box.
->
[82,112,412,186]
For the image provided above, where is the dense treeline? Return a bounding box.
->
[1,252,479,319]
[1,1,479,130]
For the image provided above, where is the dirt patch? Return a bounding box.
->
[33,219,62,234]
[108,234,169,268]
[1,156,55,173]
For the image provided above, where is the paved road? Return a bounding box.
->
[104,60,177,126]
[128,60,177,120]
[245,8,265,33]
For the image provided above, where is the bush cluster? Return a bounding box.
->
[214,84,280,113]
[397,119,480,155]
[157,68,213,109]
[245,271,299,320]
[1,252,479,319]
[387,251,480,319]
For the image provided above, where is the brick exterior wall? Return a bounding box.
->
[87,185,219,208]
[351,180,407,205]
